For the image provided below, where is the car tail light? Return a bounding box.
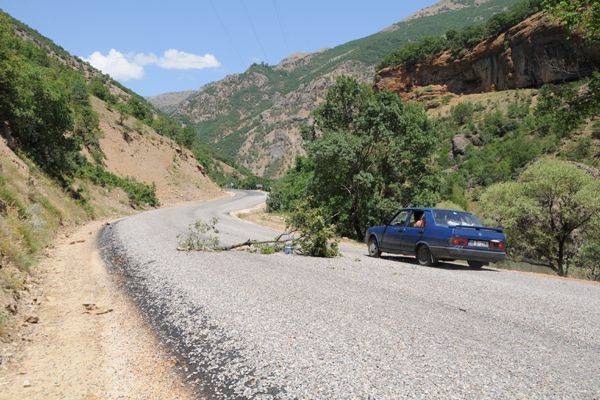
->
[450,237,468,247]
[489,241,505,250]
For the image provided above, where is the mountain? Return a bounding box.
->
[157,0,521,178]
[146,90,196,114]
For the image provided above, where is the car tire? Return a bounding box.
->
[468,261,486,269]
[416,245,434,266]
[368,237,381,258]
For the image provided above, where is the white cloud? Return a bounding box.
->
[84,48,220,82]
[132,49,220,70]
[84,49,144,81]
[131,52,158,66]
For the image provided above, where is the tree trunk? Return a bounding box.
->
[354,223,364,243]
[556,239,566,277]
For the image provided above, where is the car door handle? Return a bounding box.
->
[418,230,424,234]
[394,227,404,232]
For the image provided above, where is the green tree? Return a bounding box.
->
[479,159,600,276]
[543,0,600,41]
[267,157,313,212]
[302,76,439,239]
[0,25,79,182]
[88,78,116,103]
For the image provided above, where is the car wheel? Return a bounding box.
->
[416,245,434,266]
[368,237,381,258]
[468,261,486,269]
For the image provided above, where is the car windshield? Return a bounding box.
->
[432,210,481,227]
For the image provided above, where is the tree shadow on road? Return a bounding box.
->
[379,254,498,272]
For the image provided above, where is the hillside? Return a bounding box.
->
[375,12,600,101]
[90,96,221,204]
[0,10,222,332]
[266,0,599,279]
[146,90,196,114]
[158,0,521,178]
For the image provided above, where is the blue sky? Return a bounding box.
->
[1,0,437,96]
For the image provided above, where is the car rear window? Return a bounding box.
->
[432,210,481,227]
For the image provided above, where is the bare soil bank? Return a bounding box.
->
[0,220,195,400]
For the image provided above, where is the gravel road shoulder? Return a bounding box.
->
[0,219,194,400]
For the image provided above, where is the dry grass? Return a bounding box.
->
[0,310,6,336]
[428,88,538,118]
[0,143,93,332]
[234,206,288,232]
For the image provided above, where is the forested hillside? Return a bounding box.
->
[268,0,600,279]
[156,0,521,178]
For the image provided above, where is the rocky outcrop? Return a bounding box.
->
[452,134,469,157]
[146,91,196,113]
[376,13,600,99]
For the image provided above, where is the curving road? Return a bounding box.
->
[100,190,600,399]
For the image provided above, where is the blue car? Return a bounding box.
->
[365,208,506,268]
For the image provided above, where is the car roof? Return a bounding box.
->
[404,208,472,213]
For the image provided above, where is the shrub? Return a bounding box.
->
[451,102,475,125]
[575,241,600,281]
[76,163,159,208]
[89,78,116,104]
[592,120,600,140]
[479,159,600,276]
[286,199,339,258]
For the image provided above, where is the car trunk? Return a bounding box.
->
[451,226,505,249]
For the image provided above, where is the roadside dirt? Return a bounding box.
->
[232,203,365,249]
[0,219,195,400]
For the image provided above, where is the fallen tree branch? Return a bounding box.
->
[216,230,300,251]
[177,210,339,258]
[178,228,301,252]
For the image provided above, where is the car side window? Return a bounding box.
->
[390,211,410,226]
[409,210,425,228]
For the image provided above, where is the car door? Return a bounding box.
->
[400,210,428,254]
[380,210,410,252]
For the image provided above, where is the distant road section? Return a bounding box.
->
[101,190,600,399]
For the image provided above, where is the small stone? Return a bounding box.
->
[5,303,17,315]
[25,316,39,324]
[23,379,31,388]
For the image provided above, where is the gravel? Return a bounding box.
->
[101,190,600,399]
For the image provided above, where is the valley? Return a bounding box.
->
[150,0,523,178]
[1,0,599,398]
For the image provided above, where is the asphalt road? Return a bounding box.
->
[100,190,600,399]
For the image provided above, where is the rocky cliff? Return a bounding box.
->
[375,12,600,99]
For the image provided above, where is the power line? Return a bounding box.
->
[240,0,268,63]
[208,0,245,66]
[272,0,291,55]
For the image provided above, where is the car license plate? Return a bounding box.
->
[468,240,488,247]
